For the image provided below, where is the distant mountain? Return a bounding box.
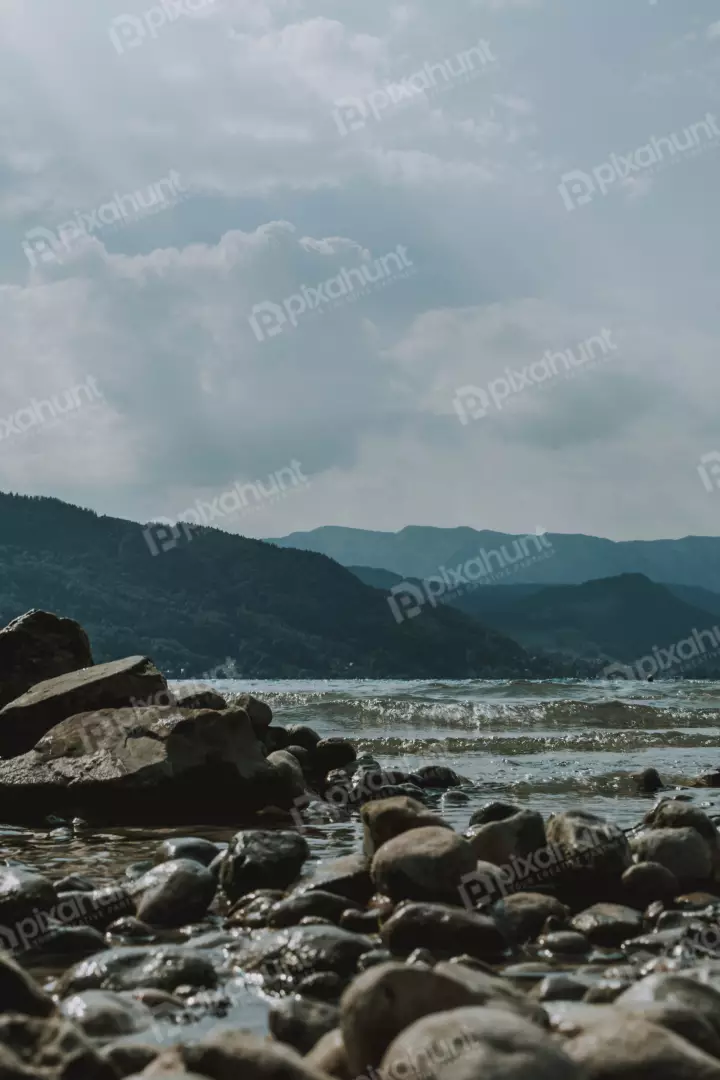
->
[270,526,720,592]
[0,493,537,680]
[464,573,720,670]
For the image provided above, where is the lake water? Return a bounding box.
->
[5,677,720,1045]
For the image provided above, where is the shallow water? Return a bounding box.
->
[4,677,720,1044]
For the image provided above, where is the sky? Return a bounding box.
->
[1,0,720,542]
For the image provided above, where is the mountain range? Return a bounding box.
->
[0,493,537,679]
[270,526,720,591]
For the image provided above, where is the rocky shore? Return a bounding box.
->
[2,611,720,1076]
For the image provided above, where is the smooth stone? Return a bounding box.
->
[381,902,507,961]
[269,890,359,928]
[106,916,156,940]
[434,961,548,1027]
[537,931,590,957]
[235,693,273,731]
[26,923,106,958]
[340,909,380,934]
[411,765,462,789]
[267,750,307,796]
[284,725,321,751]
[59,946,217,994]
[220,829,310,902]
[371,826,476,903]
[564,1014,720,1079]
[379,1006,581,1080]
[631,828,713,883]
[616,973,720,1040]
[313,739,357,777]
[465,809,546,867]
[357,949,394,972]
[269,994,340,1054]
[361,797,449,859]
[0,1014,113,1079]
[493,892,570,945]
[546,809,631,878]
[622,861,679,908]
[101,1043,160,1077]
[340,962,484,1072]
[0,950,54,1015]
[225,889,286,928]
[60,989,154,1038]
[469,802,524,827]
[132,859,217,928]
[644,800,720,848]
[0,865,56,934]
[144,1031,332,1080]
[304,1028,351,1080]
[297,972,348,1002]
[570,903,643,948]
[534,974,590,1002]
[237,925,374,987]
[154,837,222,867]
[172,687,227,711]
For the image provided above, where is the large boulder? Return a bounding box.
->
[0,706,297,823]
[379,1006,581,1080]
[0,609,93,711]
[0,654,169,758]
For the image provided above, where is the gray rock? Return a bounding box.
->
[465,810,546,867]
[237,925,374,987]
[144,1030,331,1080]
[0,865,57,947]
[564,1013,720,1079]
[616,973,720,1041]
[155,837,222,867]
[172,687,227,711]
[413,765,462,789]
[284,725,321,751]
[304,854,373,906]
[379,1006,581,1080]
[0,1014,114,1079]
[0,950,54,1015]
[235,693,273,732]
[545,809,631,878]
[101,1043,160,1077]
[226,888,286,928]
[631,827,713,883]
[570,903,643,948]
[59,945,217,993]
[314,739,357,777]
[0,706,292,823]
[0,654,168,758]
[340,962,484,1072]
[304,1028,350,1079]
[27,923,106,958]
[493,892,570,945]
[55,872,96,892]
[537,931,590,957]
[0,609,93,711]
[535,974,590,1001]
[381,902,506,961]
[621,861,679,908]
[131,858,217,927]
[270,995,340,1054]
[60,989,153,1038]
[220,830,310,902]
[644,800,719,848]
[371,826,476,903]
[268,890,358,928]
[362,797,449,858]
[434,961,548,1026]
[468,801,525,827]
[267,750,307,796]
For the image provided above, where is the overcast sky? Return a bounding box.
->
[1,0,720,541]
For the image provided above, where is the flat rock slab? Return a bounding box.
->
[0,654,168,758]
[0,706,295,823]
